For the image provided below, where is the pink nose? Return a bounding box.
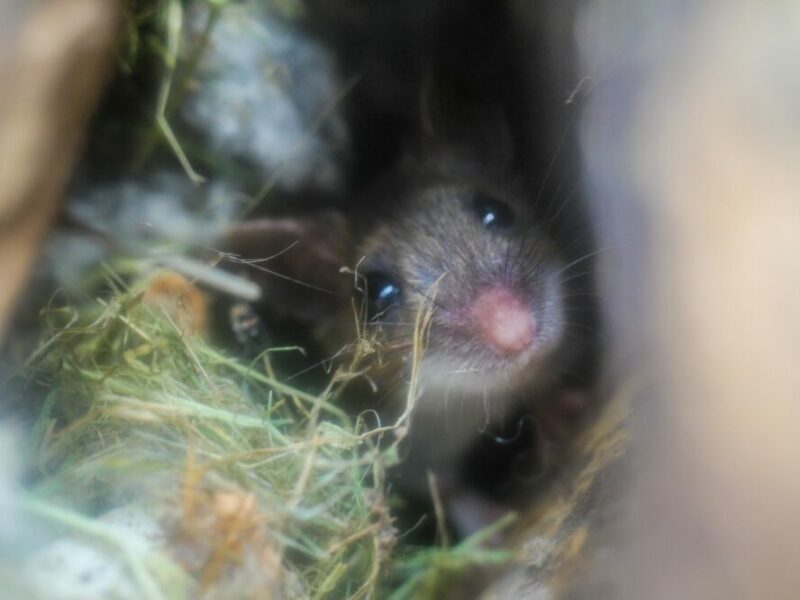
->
[472,287,535,355]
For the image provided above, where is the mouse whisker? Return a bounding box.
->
[543,184,580,233]
[550,248,608,281]
[554,269,599,289]
[222,254,347,298]
[532,112,577,214]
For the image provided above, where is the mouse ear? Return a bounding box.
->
[223,212,353,323]
[418,80,516,175]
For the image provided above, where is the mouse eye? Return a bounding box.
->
[473,194,514,230]
[363,272,402,319]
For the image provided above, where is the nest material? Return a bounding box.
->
[12,275,512,599]
[19,274,391,597]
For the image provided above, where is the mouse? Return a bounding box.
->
[220,0,598,538]
[222,147,598,536]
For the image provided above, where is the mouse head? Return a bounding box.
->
[355,170,567,397]
[225,168,569,404]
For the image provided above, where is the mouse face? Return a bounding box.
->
[225,162,581,415]
[354,177,566,404]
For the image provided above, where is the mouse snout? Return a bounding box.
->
[471,287,535,356]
